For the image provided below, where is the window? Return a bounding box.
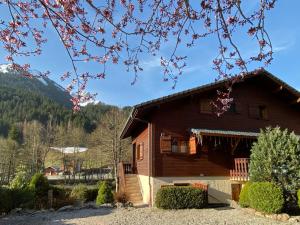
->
[248,105,268,120]
[200,99,212,114]
[136,143,144,160]
[259,105,268,120]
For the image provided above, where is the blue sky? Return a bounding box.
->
[0,1,299,107]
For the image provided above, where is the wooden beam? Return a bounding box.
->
[290,97,300,105]
[273,85,283,93]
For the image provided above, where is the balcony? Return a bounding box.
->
[230,158,250,182]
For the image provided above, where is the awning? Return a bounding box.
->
[191,129,259,138]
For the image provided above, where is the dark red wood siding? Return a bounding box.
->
[148,78,300,177]
[132,126,149,176]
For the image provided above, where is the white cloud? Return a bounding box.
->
[140,56,161,71]
[273,40,295,52]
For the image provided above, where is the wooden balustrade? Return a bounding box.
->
[123,163,132,174]
[230,158,250,181]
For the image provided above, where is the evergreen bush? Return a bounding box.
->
[248,182,284,214]
[239,182,252,208]
[155,186,208,209]
[96,181,114,205]
[250,127,300,208]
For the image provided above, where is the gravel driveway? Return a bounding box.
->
[0,207,298,225]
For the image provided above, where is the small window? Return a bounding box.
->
[248,105,268,120]
[200,99,212,114]
[136,143,144,160]
[259,105,268,120]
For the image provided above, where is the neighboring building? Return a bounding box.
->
[44,166,60,176]
[119,69,300,206]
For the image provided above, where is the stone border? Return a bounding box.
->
[241,207,300,223]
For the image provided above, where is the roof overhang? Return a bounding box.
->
[191,128,259,138]
[120,69,300,139]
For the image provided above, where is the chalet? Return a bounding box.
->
[44,166,60,176]
[119,69,300,206]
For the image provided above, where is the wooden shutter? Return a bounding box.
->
[189,136,197,154]
[140,143,144,160]
[160,135,171,153]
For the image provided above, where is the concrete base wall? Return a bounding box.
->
[151,176,232,205]
[137,175,152,204]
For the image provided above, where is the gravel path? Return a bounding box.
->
[0,207,298,225]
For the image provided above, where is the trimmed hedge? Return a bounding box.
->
[155,186,208,209]
[248,182,284,214]
[297,189,300,208]
[239,182,252,208]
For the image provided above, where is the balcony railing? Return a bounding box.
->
[230,158,250,181]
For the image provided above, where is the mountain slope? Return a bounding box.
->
[0,64,72,108]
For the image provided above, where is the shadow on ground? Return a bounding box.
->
[0,207,113,225]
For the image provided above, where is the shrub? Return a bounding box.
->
[250,127,300,209]
[70,184,88,202]
[86,187,99,202]
[155,186,208,209]
[0,186,12,214]
[50,185,75,209]
[29,173,49,198]
[297,189,300,209]
[114,191,128,204]
[96,181,114,205]
[10,166,31,189]
[10,188,35,209]
[239,182,252,208]
[248,182,284,214]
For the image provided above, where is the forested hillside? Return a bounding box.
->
[0,66,131,136]
[0,67,132,185]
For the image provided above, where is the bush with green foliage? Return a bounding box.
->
[248,182,284,214]
[70,184,88,202]
[29,173,49,197]
[239,182,252,208]
[250,127,300,208]
[297,189,300,209]
[10,166,31,189]
[96,181,114,205]
[0,186,12,214]
[10,188,35,209]
[155,186,208,209]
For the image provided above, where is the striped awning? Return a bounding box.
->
[191,129,259,138]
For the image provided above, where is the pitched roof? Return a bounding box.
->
[120,69,300,138]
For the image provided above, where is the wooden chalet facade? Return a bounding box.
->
[119,69,300,205]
